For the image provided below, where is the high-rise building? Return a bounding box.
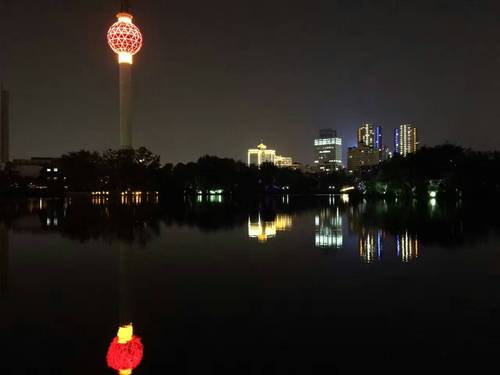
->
[347,123,387,173]
[394,124,418,157]
[247,143,292,168]
[314,129,342,172]
[358,124,382,149]
[0,87,9,165]
[347,145,380,173]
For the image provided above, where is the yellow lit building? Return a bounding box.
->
[358,124,382,149]
[275,155,293,167]
[247,143,292,168]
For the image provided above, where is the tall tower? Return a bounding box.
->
[107,0,143,149]
[0,87,9,164]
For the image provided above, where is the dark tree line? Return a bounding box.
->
[1,144,499,198]
[57,150,352,195]
[360,144,500,198]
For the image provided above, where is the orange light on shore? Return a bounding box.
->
[106,324,144,375]
[107,13,143,64]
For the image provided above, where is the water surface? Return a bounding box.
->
[1,195,499,374]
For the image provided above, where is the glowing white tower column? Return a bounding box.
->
[108,4,143,149]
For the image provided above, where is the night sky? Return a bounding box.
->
[1,0,499,164]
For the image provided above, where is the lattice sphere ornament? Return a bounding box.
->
[107,15,143,56]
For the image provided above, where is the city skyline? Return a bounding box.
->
[1,1,500,164]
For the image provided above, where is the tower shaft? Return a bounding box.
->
[119,63,132,149]
[0,88,9,164]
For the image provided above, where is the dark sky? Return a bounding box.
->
[1,0,500,165]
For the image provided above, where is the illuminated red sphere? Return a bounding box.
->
[107,13,143,56]
[106,336,144,373]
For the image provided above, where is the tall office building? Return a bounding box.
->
[314,129,342,172]
[357,124,382,149]
[394,124,418,157]
[0,87,9,164]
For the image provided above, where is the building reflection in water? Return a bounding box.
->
[92,193,109,206]
[359,229,383,263]
[327,194,335,206]
[282,195,290,205]
[197,194,223,204]
[248,214,292,242]
[396,231,419,262]
[315,208,343,249]
[119,191,159,205]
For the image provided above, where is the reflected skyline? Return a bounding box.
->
[1,194,500,373]
[315,207,343,249]
[248,214,293,243]
[396,232,419,262]
[359,229,383,263]
[0,194,498,255]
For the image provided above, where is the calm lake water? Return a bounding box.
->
[1,194,500,374]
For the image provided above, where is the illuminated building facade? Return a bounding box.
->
[274,155,293,168]
[358,124,382,149]
[0,87,9,165]
[348,124,389,172]
[314,129,342,172]
[315,208,343,248]
[108,0,143,149]
[248,214,292,242]
[347,145,380,173]
[394,124,418,157]
[247,143,292,168]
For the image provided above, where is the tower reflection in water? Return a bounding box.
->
[315,208,343,249]
[396,231,419,262]
[248,214,292,242]
[359,229,383,263]
[0,223,8,296]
